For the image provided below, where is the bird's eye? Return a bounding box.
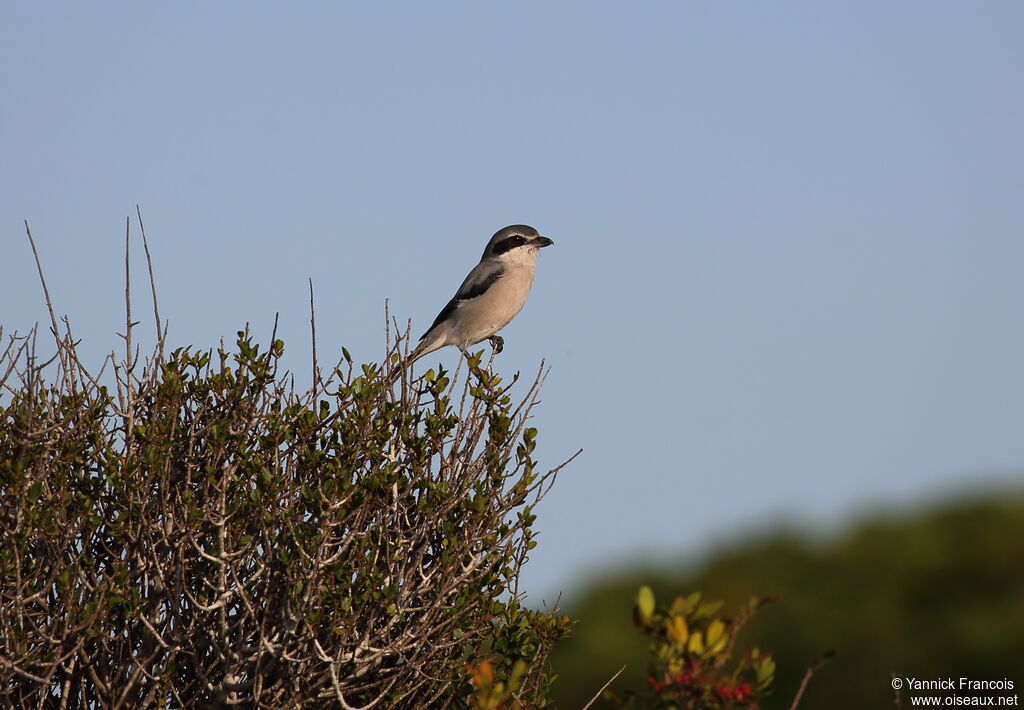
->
[514,236,525,244]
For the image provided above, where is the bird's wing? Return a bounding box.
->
[419,262,505,339]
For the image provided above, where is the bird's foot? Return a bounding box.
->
[488,335,504,354]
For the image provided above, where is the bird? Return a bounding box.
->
[393,224,554,380]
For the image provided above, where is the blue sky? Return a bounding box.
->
[3,3,1022,603]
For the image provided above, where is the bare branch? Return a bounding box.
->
[136,205,164,361]
[582,665,626,710]
[23,220,68,376]
[309,278,319,394]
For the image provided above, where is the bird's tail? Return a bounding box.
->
[386,333,443,386]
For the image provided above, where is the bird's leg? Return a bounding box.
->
[488,335,504,354]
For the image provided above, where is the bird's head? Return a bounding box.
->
[482,225,554,264]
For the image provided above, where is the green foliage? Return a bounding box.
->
[0,326,572,708]
[550,494,1024,710]
[608,588,777,709]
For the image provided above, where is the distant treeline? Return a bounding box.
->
[551,492,1024,709]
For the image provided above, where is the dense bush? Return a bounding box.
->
[0,307,573,707]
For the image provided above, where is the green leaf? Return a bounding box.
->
[666,614,689,645]
[757,654,776,683]
[707,619,728,654]
[635,586,656,624]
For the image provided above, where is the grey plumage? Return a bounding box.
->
[401,225,554,372]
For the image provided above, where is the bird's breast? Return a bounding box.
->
[454,266,536,345]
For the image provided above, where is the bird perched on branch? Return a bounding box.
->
[393,224,554,380]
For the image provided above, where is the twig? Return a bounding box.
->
[23,221,68,376]
[384,299,391,362]
[270,312,281,381]
[789,667,815,710]
[125,216,132,368]
[136,205,164,361]
[581,666,625,710]
[789,651,835,710]
[309,278,320,393]
[124,216,136,451]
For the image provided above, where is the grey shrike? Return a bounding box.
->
[401,224,554,372]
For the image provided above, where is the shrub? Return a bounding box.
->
[0,230,573,707]
[601,587,829,710]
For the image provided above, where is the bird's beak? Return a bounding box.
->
[532,236,554,248]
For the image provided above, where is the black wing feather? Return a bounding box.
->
[419,267,505,339]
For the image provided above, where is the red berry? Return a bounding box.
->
[646,676,667,693]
